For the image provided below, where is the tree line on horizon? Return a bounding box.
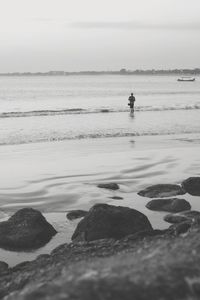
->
[0,68,199,76]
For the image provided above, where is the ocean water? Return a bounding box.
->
[0,75,200,145]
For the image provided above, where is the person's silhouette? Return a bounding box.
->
[128,93,136,113]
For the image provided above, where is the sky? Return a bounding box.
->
[0,0,200,72]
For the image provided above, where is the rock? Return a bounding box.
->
[3,227,200,300]
[169,221,192,235]
[101,109,110,113]
[164,210,200,224]
[0,261,9,273]
[182,177,200,196]
[164,214,188,224]
[138,184,185,198]
[0,208,57,251]
[72,203,152,242]
[66,210,88,220]
[109,196,124,200]
[12,261,31,272]
[146,198,191,213]
[97,183,119,190]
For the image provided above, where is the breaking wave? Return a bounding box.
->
[1,104,200,118]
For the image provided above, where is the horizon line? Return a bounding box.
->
[0,68,199,75]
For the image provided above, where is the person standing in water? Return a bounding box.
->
[128,93,136,113]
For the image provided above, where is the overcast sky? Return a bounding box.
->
[0,0,200,72]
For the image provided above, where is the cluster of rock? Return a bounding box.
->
[3,225,200,300]
[0,177,199,252]
[0,176,200,299]
[137,177,200,228]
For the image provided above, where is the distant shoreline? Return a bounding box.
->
[0,68,199,76]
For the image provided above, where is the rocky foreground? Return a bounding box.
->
[0,177,200,300]
[1,225,200,300]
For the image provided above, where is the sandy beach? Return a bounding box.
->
[0,133,200,266]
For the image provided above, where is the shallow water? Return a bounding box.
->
[0,75,200,145]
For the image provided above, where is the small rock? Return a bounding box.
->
[72,203,152,242]
[0,208,57,251]
[164,214,187,224]
[164,210,200,224]
[182,177,200,196]
[109,196,124,200]
[66,210,88,220]
[138,184,185,198]
[101,109,110,113]
[169,221,192,235]
[146,198,191,213]
[97,183,119,190]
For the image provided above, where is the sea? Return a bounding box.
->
[0,74,200,145]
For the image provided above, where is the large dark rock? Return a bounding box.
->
[138,184,185,198]
[72,203,153,242]
[97,183,119,190]
[164,210,200,224]
[0,208,57,251]
[182,177,200,196]
[66,210,88,220]
[146,198,191,213]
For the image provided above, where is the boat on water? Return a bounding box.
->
[177,76,195,82]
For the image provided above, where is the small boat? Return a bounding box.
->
[177,76,195,82]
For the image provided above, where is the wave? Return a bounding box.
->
[1,104,200,118]
[1,130,199,147]
[0,108,85,118]
[137,91,200,96]
[138,104,200,112]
